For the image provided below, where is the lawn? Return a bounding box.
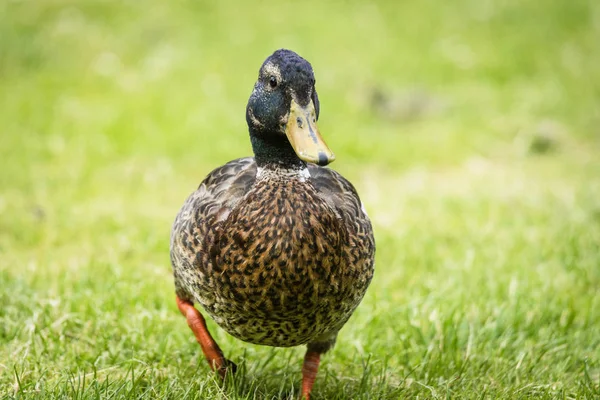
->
[1,0,599,398]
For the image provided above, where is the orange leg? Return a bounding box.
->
[176,296,236,378]
[300,350,321,400]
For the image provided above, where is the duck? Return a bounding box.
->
[170,49,375,399]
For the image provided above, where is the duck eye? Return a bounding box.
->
[269,76,278,88]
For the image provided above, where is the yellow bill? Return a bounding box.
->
[285,98,335,166]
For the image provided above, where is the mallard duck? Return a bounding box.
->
[170,49,375,399]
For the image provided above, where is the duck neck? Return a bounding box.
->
[250,131,306,170]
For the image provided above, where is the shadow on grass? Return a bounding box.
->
[215,351,401,400]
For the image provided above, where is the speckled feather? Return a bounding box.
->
[170,157,374,351]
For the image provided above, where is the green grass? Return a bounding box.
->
[1,0,599,398]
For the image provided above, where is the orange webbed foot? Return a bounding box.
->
[176,296,236,378]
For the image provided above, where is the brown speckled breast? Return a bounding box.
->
[170,158,375,347]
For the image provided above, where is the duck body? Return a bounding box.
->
[169,49,374,399]
[171,158,374,348]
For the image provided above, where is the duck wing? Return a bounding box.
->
[170,157,257,300]
[307,165,374,241]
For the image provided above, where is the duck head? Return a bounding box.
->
[246,49,335,167]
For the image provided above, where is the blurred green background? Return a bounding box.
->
[1,0,599,398]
